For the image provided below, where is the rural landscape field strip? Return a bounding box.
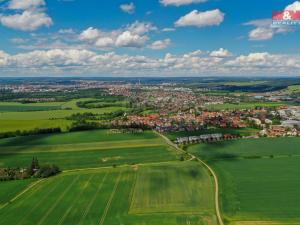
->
[157,132,223,225]
[0,130,219,225]
[189,137,300,225]
[57,175,95,225]
[0,139,164,154]
[98,170,123,225]
[36,176,80,225]
[77,172,109,225]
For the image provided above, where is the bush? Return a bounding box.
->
[35,165,60,178]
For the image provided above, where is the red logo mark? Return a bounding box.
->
[272,10,300,20]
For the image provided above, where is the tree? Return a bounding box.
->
[27,157,40,176]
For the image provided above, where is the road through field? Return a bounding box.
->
[155,131,224,225]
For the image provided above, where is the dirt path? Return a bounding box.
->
[155,131,224,225]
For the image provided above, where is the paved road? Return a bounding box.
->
[155,131,224,225]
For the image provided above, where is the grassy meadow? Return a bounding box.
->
[188,137,300,225]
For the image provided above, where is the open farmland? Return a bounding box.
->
[0,98,130,132]
[0,162,217,225]
[205,102,284,111]
[188,138,300,225]
[0,102,64,112]
[166,127,258,141]
[0,130,180,169]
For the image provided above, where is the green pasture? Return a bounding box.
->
[188,137,300,224]
[0,162,217,225]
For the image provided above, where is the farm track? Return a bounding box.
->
[15,178,65,225]
[155,131,224,225]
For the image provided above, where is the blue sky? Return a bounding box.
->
[0,0,299,76]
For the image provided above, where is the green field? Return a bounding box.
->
[287,85,300,92]
[0,130,180,169]
[223,81,267,86]
[188,138,300,225]
[166,128,258,141]
[0,98,130,132]
[206,102,284,111]
[0,102,64,112]
[0,162,217,225]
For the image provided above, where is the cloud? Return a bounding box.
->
[115,31,148,47]
[1,48,299,76]
[120,2,135,14]
[79,27,101,41]
[95,37,114,48]
[244,19,292,41]
[8,0,45,10]
[0,0,52,31]
[175,9,224,28]
[0,10,52,31]
[285,1,300,10]
[210,48,231,58]
[160,0,207,6]
[78,21,157,49]
[148,39,171,50]
[162,27,175,32]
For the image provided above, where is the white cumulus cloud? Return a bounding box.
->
[244,19,292,41]
[0,0,52,31]
[175,9,224,28]
[120,2,135,14]
[0,10,52,31]
[285,1,300,11]
[148,39,171,50]
[79,21,157,49]
[160,0,206,6]
[8,0,45,10]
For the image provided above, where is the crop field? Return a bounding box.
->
[205,102,284,111]
[0,162,217,225]
[0,102,63,112]
[0,119,72,132]
[0,98,130,132]
[287,85,300,92]
[0,130,180,169]
[166,127,258,141]
[188,137,300,225]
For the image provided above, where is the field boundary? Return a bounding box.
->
[0,178,45,210]
[155,131,224,225]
